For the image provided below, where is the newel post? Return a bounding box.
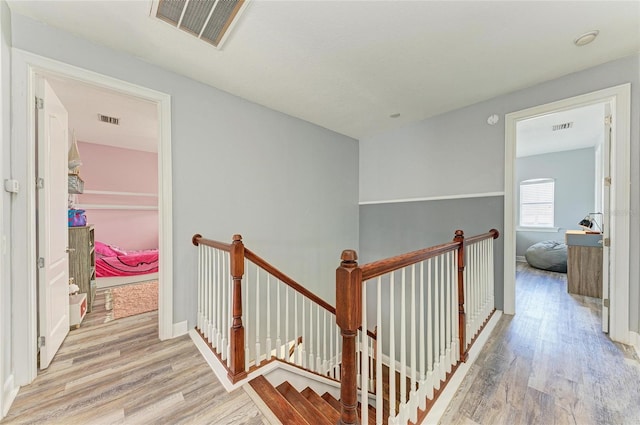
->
[228,234,247,382]
[336,250,362,425]
[454,230,468,362]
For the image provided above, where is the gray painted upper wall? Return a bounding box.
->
[9,13,359,324]
[516,148,595,257]
[359,54,639,332]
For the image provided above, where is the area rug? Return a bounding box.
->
[106,280,158,320]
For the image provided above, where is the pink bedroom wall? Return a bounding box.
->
[76,141,158,250]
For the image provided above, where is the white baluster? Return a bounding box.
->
[201,246,207,337]
[255,268,261,365]
[356,329,361,389]
[224,252,230,364]
[334,313,339,379]
[276,279,282,359]
[294,292,300,366]
[453,249,460,362]
[376,276,383,425]
[389,271,397,420]
[244,259,250,371]
[197,245,202,331]
[439,253,446,382]
[409,264,418,423]
[216,250,222,352]
[399,268,407,423]
[301,297,306,368]
[316,304,321,373]
[266,275,272,360]
[418,260,427,409]
[433,256,440,390]
[426,258,434,399]
[445,252,452,373]
[322,309,327,374]
[220,252,229,366]
[285,284,289,361]
[361,283,368,425]
[309,301,314,371]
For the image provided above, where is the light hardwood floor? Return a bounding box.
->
[440,263,640,425]
[3,292,266,425]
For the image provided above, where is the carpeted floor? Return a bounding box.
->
[105,280,158,320]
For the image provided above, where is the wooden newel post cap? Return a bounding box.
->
[340,249,358,265]
[454,229,464,238]
[232,234,243,242]
[192,234,202,246]
[490,229,500,239]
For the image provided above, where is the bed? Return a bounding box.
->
[95,241,159,288]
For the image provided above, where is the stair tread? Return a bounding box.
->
[321,392,341,411]
[248,376,311,425]
[276,382,333,425]
[300,387,341,423]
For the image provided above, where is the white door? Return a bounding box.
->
[36,77,70,369]
[601,107,612,333]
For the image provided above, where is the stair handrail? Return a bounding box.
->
[335,229,499,425]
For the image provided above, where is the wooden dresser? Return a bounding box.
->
[68,225,96,311]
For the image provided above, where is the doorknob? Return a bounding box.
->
[66,247,76,253]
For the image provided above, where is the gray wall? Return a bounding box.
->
[1,0,12,411]
[359,54,639,332]
[360,196,504,309]
[9,13,359,327]
[516,148,595,256]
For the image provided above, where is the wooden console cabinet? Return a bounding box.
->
[68,225,96,311]
[566,231,602,299]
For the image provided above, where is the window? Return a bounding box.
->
[519,178,555,227]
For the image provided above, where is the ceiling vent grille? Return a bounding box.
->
[552,122,573,131]
[98,114,120,125]
[155,0,246,49]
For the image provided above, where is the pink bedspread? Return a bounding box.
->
[95,249,159,277]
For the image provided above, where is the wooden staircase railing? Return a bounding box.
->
[192,229,499,425]
[192,234,375,384]
[336,229,499,425]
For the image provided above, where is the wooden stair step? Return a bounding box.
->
[276,381,333,425]
[248,375,310,425]
[321,392,341,411]
[300,387,341,423]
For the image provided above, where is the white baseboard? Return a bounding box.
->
[516,256,526,263]
[3,374,19,418]
[172,321,188,338]
[423,310,503,425]
[630,331,640,358]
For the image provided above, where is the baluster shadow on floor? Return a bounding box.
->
[3,290,266,424]
[440,262,640,425]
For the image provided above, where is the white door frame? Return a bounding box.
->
[504,84,631,343]
[11,48,174,385]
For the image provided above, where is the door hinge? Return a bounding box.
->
[604,115,613,126]
[36,178,44,189]
[603,237,610,247]
[603,298,610,308]
[37,257,45,268]
[35,97,44,110]
[38,336,45,347]
[604,176,611,186]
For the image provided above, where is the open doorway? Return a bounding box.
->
[11,49,174,385]
[503,84,631,344]
[46,76,161,330]
[514,102,608,330]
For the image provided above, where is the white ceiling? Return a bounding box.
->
[516,103,605,158]
[46,76,159,153]
[7,0,640,144]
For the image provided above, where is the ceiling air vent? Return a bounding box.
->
[552,122,573,131]
[155,0,246,49]
[98,114,120,125]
